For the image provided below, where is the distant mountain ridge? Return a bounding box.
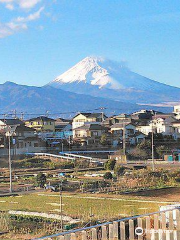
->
[49,56,180,104]
[0,81,161,117]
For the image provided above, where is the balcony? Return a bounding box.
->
[34,207,180,240]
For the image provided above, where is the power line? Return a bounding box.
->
[0,107,109,118]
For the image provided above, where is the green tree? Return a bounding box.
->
[156,145,169,159]
[36,173,46,188]
[105,159,116,170]
[100,134,108,145]
[103,172,113,180]
[115,166,126,176]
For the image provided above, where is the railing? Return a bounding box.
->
[27,153,75,161]
[59,152,101,163]
[33,208,180,240]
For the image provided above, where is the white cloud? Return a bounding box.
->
[0,21,27,38]
[18,0,41,10]
[0,0,41,10]
[6,3,14,10]
[0,7,44,38]
[16,7,44,22]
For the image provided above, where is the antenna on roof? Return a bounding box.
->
[13,109,17,119]
[45,110,49,117]
[20,112,24,120]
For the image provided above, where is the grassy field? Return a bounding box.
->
[0,192,171,222]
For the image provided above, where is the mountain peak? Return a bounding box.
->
[51,56,124,89]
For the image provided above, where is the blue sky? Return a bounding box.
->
[1,0,180,87]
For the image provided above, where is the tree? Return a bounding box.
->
[36,173,46,188]
[115,166,126,176]
[105,159,116,170]
[100,134,108,145]
[104,172,113,179]
[156,145,169,159]
[129,147,148,160]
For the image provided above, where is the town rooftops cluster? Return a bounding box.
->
[0,105,180,155]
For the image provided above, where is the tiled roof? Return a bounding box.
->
[0,118,24,125]
[27,116,55,122]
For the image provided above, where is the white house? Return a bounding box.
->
[72,113,107,138]
[151,116,175,135]
[173,105,180,120]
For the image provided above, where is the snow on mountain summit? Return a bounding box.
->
[50,56,180,95]
[52,56,124,89]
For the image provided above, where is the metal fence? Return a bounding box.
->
[33,207,180,240]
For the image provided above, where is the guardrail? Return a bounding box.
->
[27,153,75,161]
[33,207,180,240]
[61,152,93,160]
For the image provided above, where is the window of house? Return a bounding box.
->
[92,131,98,136]
[34,143,38,147]
[20,142,23,148]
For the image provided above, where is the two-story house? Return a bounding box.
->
[110,122,145,145]
[0,118,24,132]
[14,125,46,154]
[73,123,108,145]
[151,115,175,135]
[25,116,55,132]
[173,105,180,120]
[72,112,107,137]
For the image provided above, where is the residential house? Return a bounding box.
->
[136,122,152,135]
[55,118,72,139]
[128,132,146,145]
[55,118,71,132]
[173,105,180,119]
[72,112,107,137]
[14,125,46,154]
[151,115,175,135]
[0,118,24,132]
[131,110,157,120]
[25,116,55,132]
[0,124,46,156]
[110,123,136,136]
[73,123,108,145]
[111,114,131,125]
[110,123,145,145]
[172,120,180,140]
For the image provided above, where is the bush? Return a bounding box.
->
[36,173,46,188]
[115,166,126,176]
[104,172,113,179]
[105,159,116,170]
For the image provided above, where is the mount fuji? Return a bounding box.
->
[49,56,180,104]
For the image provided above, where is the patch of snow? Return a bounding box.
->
[52,56,123,90]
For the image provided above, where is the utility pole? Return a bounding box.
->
[13,109,17,119]
[20,112,24,120]
[62,142,64,153]
[151,120,155,171]
[59,180,63,232]
[8,127,12,193]
[123,121,126,155]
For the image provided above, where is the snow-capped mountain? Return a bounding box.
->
[49,56,180,104]
[52,56,124,90]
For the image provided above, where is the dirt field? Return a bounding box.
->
[125,187,180,202]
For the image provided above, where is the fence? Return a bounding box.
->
[33,208,180,240]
